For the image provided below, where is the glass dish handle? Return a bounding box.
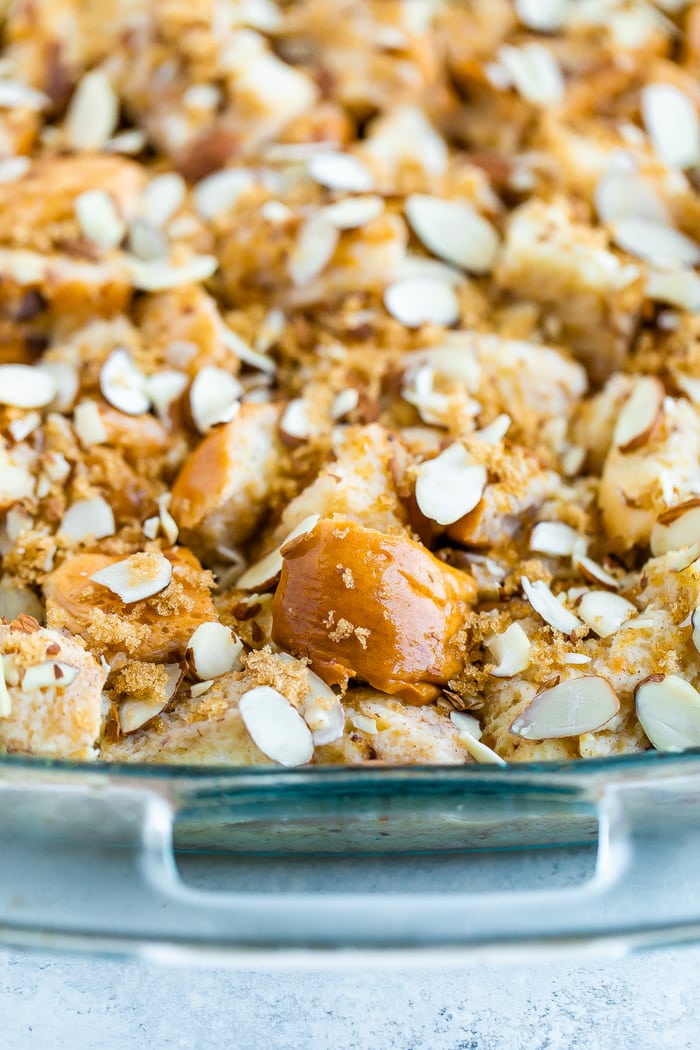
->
[2,774,700,961]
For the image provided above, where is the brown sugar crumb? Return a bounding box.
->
[243,646,309,708]
[339,566,355,589]
[110,661,170,705]
[328,617,355,643]
[127,552,165,586]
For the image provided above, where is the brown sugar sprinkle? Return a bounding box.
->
[2,0,700,766]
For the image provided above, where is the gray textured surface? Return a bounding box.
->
[2,947,698,1049]
[2,841,698,1049]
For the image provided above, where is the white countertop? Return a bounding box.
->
[2,945,697,1049]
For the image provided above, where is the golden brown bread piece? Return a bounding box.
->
[271,518,476,703]
[44,547,216,661]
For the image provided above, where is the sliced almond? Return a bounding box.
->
[39,362,80,414]
[65,71,119,151]
[577,591,636,638]
[100,348,150,416]
[635,674,700,751]
[415,443,487,526]
[119,663,182,734]
[222,325,277,375]
[573,554,620,590]
[307,151,374,192]
[75,190,125,249]
[301,672,345,745]
[521,576,582,636]
[105,129,147,155]
[8,412,40,443]
[126,255,219,292]
[187,621,243,680]
[320,195,385,230]
[193,169,254,220]
[119,696,167,734]
[612,376,664,452]
[0,156,30,183]
[280,398,314,443]
[350,713,378,734]
[514,0,568,31]
[90,552,172,604]
[239,685,314,767]
[191,680,214,698]
[60,497,115,542]
[141,173,187,227]
[0,365,56,409]
[497,43,565,108]
[647,269,700,312]
[642,83,700,170]
[405,195,499,274]
[511,676,619,739]
[288,216,339,287]
[331,388,359,420]
[476,414,511,444]
[451,711,506,765]
[0,80,48,111]
[562,653,591,665]
[22,661,79,692]
[73,400,107,446]
[384,277,460,328]
[611,218,700,269]
[236,514,321,591]
[594,169,670,226]
[529,521,582,557]
[650,499,700,556]
[189,366,242,434]
[486,622,531,678]
[128,218,168,261]
[155,494,178,546]
[145,370,188,420]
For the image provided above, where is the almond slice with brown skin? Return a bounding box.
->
[577,591,636,638]
[486,622,530,677]
[612,376,664,453]
[189,366,242,434]
[510,676,619,740]
[415,443,487,526]
[451,711,506,765]
[90,551,173,604]
[635,674,700,751]
[119,663,182,734]
[650,499,700,556]
[22,661,80,691]
[521,576,582,636]
[100,348,150,416]
[239,685,315,767]
[573,554,620,590]
[186,621,243,680]
[236,514,321,591]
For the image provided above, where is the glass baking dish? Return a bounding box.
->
[2,748,700,964]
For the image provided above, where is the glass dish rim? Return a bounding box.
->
[1,745,699,781]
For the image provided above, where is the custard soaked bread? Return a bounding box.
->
[3,0,700,765]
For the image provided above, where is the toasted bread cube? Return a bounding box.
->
[171,402,282,557]
[0,621,106,761]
